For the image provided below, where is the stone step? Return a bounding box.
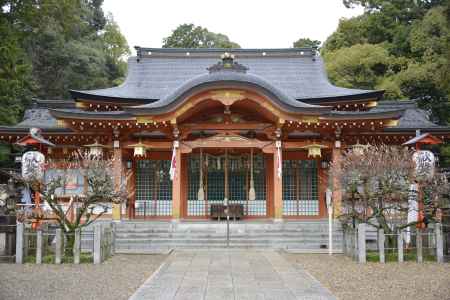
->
[116,228,342,235]
[112,220,344,253]
[116,221,339,231]
[116,242,342,251]
[115,226,342,232]
[115,237,343,244]
[115,231,342,238]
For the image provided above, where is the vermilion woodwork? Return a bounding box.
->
[172,145,182,219]
[331,147,343,217]
[273,149,283,220]
[182,134,273,150]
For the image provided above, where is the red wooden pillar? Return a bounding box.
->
[273,144,283,220]
[112,145,122,220]
[331,145,342,217]
[172,145,182,220]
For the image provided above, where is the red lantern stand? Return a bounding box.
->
[16,129,55,229]
[403,133,443,228]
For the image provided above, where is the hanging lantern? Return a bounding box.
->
[84,140,105,157]
[300,143,328,158]
[129,139,147,157]
[351,140,369,155]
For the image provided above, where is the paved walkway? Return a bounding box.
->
[129,250,336,300]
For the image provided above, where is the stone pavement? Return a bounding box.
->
[129,250,336,300]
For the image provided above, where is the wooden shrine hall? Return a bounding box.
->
[1,47,450,221]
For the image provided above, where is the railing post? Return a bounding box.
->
[353,228,358,260]
[23,228,29,258]
[93,225,102,264]
[416,228,423,263]
[36,229,43,264]
[55,228,62,264]
[358,223,366,263]
[398,230,404,263]
[436,223,444,263]
[15,223,24,264]
[342,228,347,256]
[111,222,116,256]
[74,228,81,264]
[378,229,385,263]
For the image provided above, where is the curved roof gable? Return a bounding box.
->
[70,48,383,103]
[126,54,330,115]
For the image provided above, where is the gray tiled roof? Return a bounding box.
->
[374,100,441,129]
[16,108,59,129]
[71,48,380,102]
[127,71,330,115]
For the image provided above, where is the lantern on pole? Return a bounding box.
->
[301,143,328,158]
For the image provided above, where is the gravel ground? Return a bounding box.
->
[0,254,167,300]
[284,253,450,300]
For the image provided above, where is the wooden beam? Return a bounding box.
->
[179,122,273,131]
[182,134,273,149]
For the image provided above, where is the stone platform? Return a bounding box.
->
[129,250,336,300]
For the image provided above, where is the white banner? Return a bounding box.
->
[413,150,435,179]
[21,151,45,181]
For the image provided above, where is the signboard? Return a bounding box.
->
[21,151,45,181]
[413,150,435,179]
[44,168,84,197]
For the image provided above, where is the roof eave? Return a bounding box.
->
[301,90,384,104]
[0,126,73,134]
[70,90,155,105]
[49,109,134,120]
[323,109,404,120]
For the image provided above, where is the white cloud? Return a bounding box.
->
[103,0,363,53]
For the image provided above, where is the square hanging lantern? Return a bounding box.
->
[351,141,369,155]
[84,140,105,157]
[129,140,147,157]
[300,143,328,158]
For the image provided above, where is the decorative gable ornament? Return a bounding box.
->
[207,53,248,73]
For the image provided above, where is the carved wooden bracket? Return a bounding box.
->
[182,133,272,150]
[210,90,246,106]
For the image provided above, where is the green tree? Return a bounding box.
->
[323,44,404,98]
[101,14,131,85]
[162,24,240,48]
[322,2,450,123]
[0,0,129,102]
[321,16,368,53]
[292,38,321,49]
[0,13,33,125]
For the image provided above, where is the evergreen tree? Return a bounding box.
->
[162,24,240,49]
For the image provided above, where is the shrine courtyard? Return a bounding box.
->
[1,251,449,300]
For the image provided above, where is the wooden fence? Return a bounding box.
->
[15,222,115,265]
[343,223,445,263]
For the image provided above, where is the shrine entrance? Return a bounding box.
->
[185,149,268,219]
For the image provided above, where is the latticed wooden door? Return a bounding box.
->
[282,160,319,216]
[187,153,266,217]
[135,160,172,217]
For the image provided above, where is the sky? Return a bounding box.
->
[102,0,364,54]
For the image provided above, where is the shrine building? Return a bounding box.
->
[1,48,450,222]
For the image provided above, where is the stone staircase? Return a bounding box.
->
[114,220,343,253]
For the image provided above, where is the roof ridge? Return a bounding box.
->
[135,47,316,59]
